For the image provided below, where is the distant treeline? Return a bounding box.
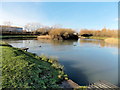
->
[79,28,118,38]
[1,24,119,39]
[1,25,78,40]
[34,28,78,40]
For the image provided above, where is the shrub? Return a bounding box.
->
[49,28,78,40]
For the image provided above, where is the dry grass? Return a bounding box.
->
[37,35,51,39]
[104,38,118,44]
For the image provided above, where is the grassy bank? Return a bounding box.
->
[0,41,68,88]
[80,36,119,45]
[104,38,119,44]
[88,36,108,40]
[0,35,37,39]
[80,36,108,40]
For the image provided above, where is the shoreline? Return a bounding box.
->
[0,35,38,39]
[1,41,119,89]
[80,36,119,45]
[104,38,118,44]
[0,41,81,88]
[80,36,108,40]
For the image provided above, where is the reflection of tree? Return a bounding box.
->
[37,39,77,46]
[80,39,101,45]
[79,39,118,48]
[100,42,105,47]
[51,40,77,46]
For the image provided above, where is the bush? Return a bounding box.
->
[49,28,78,40]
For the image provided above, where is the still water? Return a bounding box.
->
[3,38,118,86]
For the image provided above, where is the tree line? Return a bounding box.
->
[79,28,118,38]
[1,22,118,38]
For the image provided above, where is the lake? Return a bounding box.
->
[3,38,119,86]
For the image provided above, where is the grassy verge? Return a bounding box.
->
[0,35,37,39]
[80,36,119,45]
[88,36,108,40]
[0,41,68,88]
[104,38,119,44]
[81,36,119,40]
[80,36,108,40]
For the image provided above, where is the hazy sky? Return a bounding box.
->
[0,2,118,30]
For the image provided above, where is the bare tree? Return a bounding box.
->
[3,21,12,26]
[51,24,62,29]
[24,23,43,32]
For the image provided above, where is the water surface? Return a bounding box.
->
[3,38,118,86]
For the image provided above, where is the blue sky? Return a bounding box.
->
[1,2,118,31]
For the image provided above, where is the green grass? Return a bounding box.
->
[0,41,67,88]
[0,35,37,39]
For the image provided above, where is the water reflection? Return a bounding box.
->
[37,39,77,46]
[5,38,118,48]
[80,39,118,48]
